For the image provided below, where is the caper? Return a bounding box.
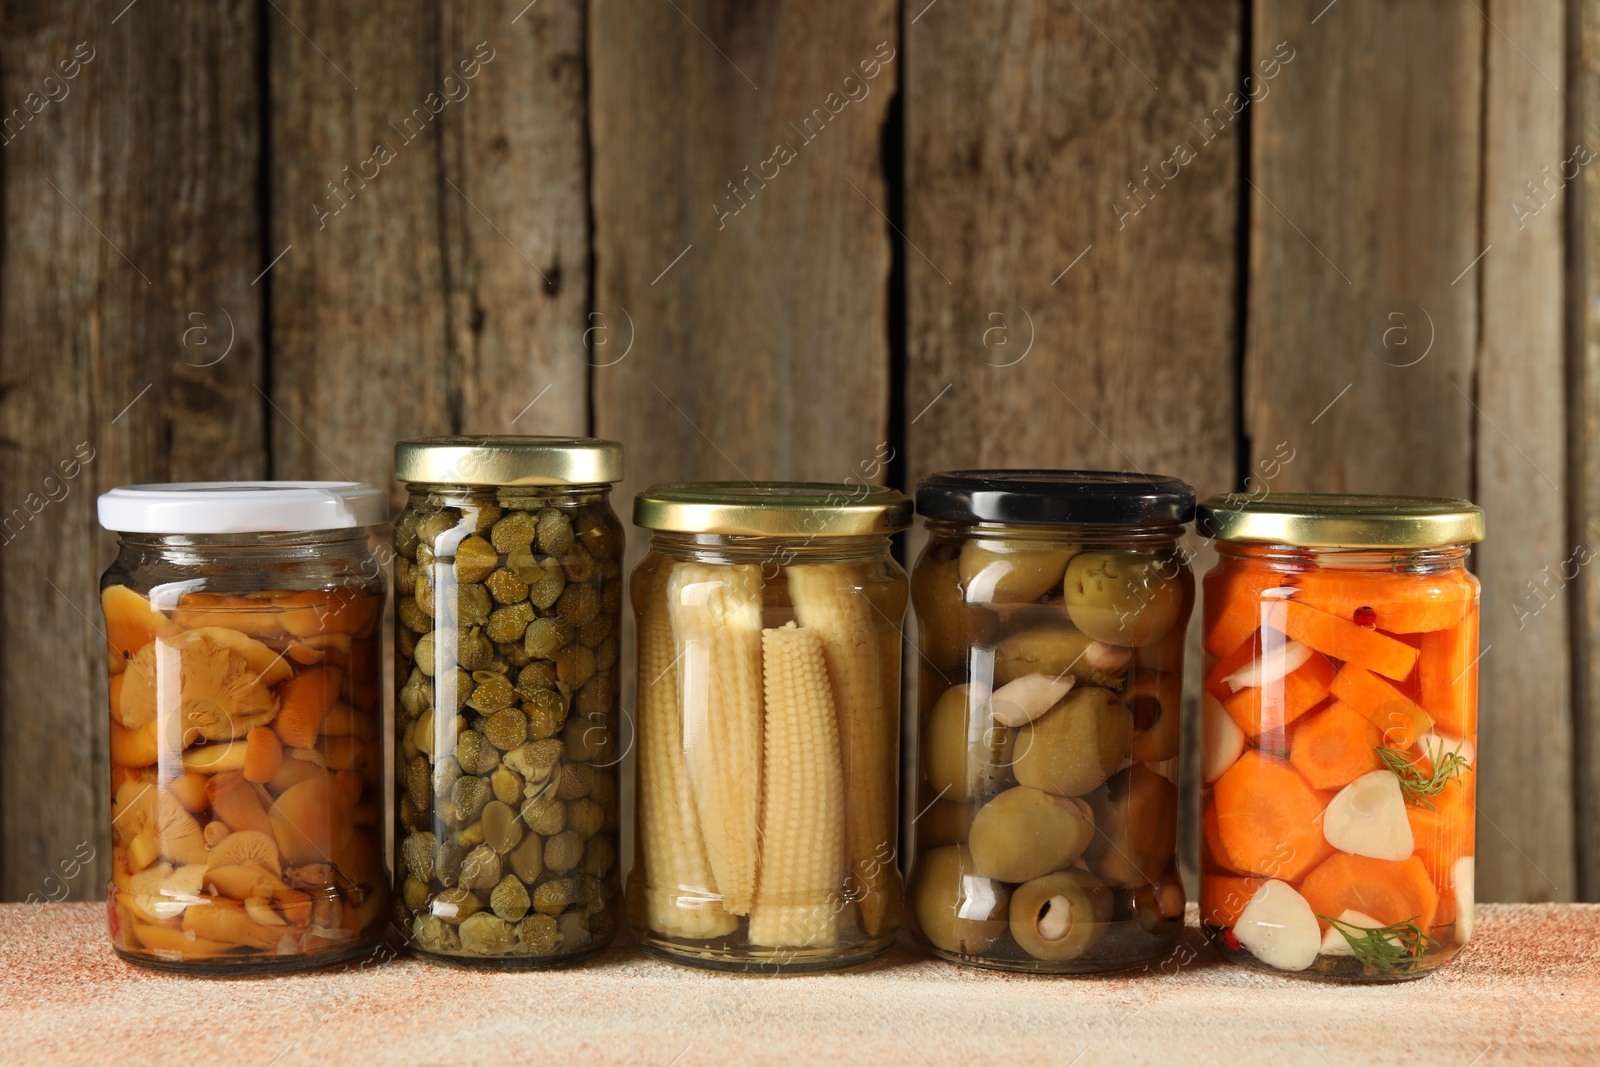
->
[582,835,617,879]
[439,666,475,713]
[413,633,440,676]
[556,583,600,627]
[505,739,563,785]
[454,819,486,850]
[1012,686,1132,798]
[544,829,585,873]
[593,634,619,673]
[394,897,415,932]
[406,756,432,812]
[403,875,431,914]
[563,717,610,762]
[558,910,592,950]
[432,886,482,924]
[399,668,432,717]
[554,644,595,689]
[923,683,1013,802]
[487,602,535,644]
[414,571,437,616]
[466,502,503,535]
[397,510,423,559]
[489,874,532,923]
[402,831,438,882]
[1084,764,1178,888]
[413,914,460,953]
[497,640,531,669]
[453,535,498,584]
[436,839,465,887]
[562,546,595,584]
[458,626,495,671]
[491,511,538,555]
[959,538,1076,605]
[566,798,604,838]
[588,772,618,824]
[459,912,515,954]
[577,612,612,649]
[525,616,574,659]
[454,730,497,776]
[490,764,524,805]
[478,799,522,854]
[575,873,607,914]
[1062,551,1187,647]
[535,508,574,556]
[509,832,544,884]
[483,707,527,751]
[1008,869,1112,962]
[517,660,558,694]
[452,775,491,824]
[556,761,594,800]
[518,913,560,954]
[910,845,1009,956]
[417,510,462,548]
[526,558,567,610]
[459,844,502,890]
[600,580,622,616]
[398,597,431,634]
[575,672,615,719]
[486,567,529,605]
[398,627,419,660]
[521,793,565,836]
[467,671,516,713]
[432,756,463,800]
[532,878,574,916]
[575,510,616,558]
[522,688,566,740]
[967,786,1096,883]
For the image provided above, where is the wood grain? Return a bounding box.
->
[902,0,1242,889]
[1246,1,1482,496]
[439,0,589,436]
[1575,0,1600,904]
[0,0,265,899]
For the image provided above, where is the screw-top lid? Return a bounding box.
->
[1196,493,1486,549]
[916,470,1196,527]
[98,482,388,534]
[634,482,912,536]
[394,436,624,487]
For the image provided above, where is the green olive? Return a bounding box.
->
[458,912,516,953]
[1062,551,1184,647]
[958,539,1076,605]
[912,543,993,672]
[1084,764,1178,888]
[923,684,1012,802]
[1128,670,1181,762]
[915,797,975,849]
[967,786,1096,883]
[991,624,1130,689]
[1012,686,1131,797]
[910,845,1010,955]
[1008,869,1111,961]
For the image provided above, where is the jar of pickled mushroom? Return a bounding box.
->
[906,471,1196,973]
[392,437,625,967]
[96,482,389,973]
[627,483,912,972]
[1195,494,1485,981]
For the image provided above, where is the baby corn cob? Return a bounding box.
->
[639,567,737,939]
[750,622,845,947]
[668,562,764,916]
[788,563,896,936]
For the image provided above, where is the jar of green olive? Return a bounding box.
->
[392,437,625,967]
[627,483,911,973]
[907,470,1196,973]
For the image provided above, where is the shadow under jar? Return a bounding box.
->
[906,471,1196,974]
[97,482,390,974]
[627,483,912,973]
[392,437,626,968]
[1195,494,1485,981]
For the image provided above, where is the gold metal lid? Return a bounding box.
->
[1196,493,1485,549]
[634,482,912,536]
[394,436,623,487]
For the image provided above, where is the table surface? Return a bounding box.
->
[2,903,1596,1066]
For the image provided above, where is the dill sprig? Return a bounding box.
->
[1319,914,1438,972]
[1376,743,1469,808]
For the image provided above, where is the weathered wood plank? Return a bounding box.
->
[0,0,265,899]
[1574,0,1600,904]
[439,0,589,435]
[903,0,1242,890]
[268,0,450,498]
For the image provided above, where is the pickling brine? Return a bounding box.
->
[1197,494,1484,980]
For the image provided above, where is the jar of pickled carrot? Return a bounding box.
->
[1196,493,1485,981]
[627,483,912,972]
[96,482,389,973]
[393,436,626,968]
[906,471,1196,973]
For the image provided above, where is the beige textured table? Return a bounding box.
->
[2,903,1596,1066]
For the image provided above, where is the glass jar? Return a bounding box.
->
[627,483,912,972]
[392,436,625,967]
[96,482,389,974]
[906,471,1197,974]
[1195,493,1485,981]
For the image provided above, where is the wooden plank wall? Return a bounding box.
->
[0,0,1593,904]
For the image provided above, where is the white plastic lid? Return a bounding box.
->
[97,482,389,534]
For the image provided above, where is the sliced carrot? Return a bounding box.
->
[1269,600,1419,681]
[243,726,284,784]
[1292,569,1473,634]
[1204,632,1261,700]
[274,666,343,749]
[1289,700,1384,790]
[101,585,180,674]
[1329,663,1433,748]
[1204,565,1295,658]
[1212,751,1333,882]
[1202,802,1246,873]
[1418,612,1479,735]
[1300,853,1440,930]
[1408,774,1475,889]
[1222,651,1335,738]
[1201,873,1265,928]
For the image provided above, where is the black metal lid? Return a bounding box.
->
[916,470,1196,527]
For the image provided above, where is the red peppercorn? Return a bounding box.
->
[1353,605,1378,628]
[1223,927,1242,952]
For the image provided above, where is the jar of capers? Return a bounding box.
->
[907,471,1197,973]
[392,437,624,967]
